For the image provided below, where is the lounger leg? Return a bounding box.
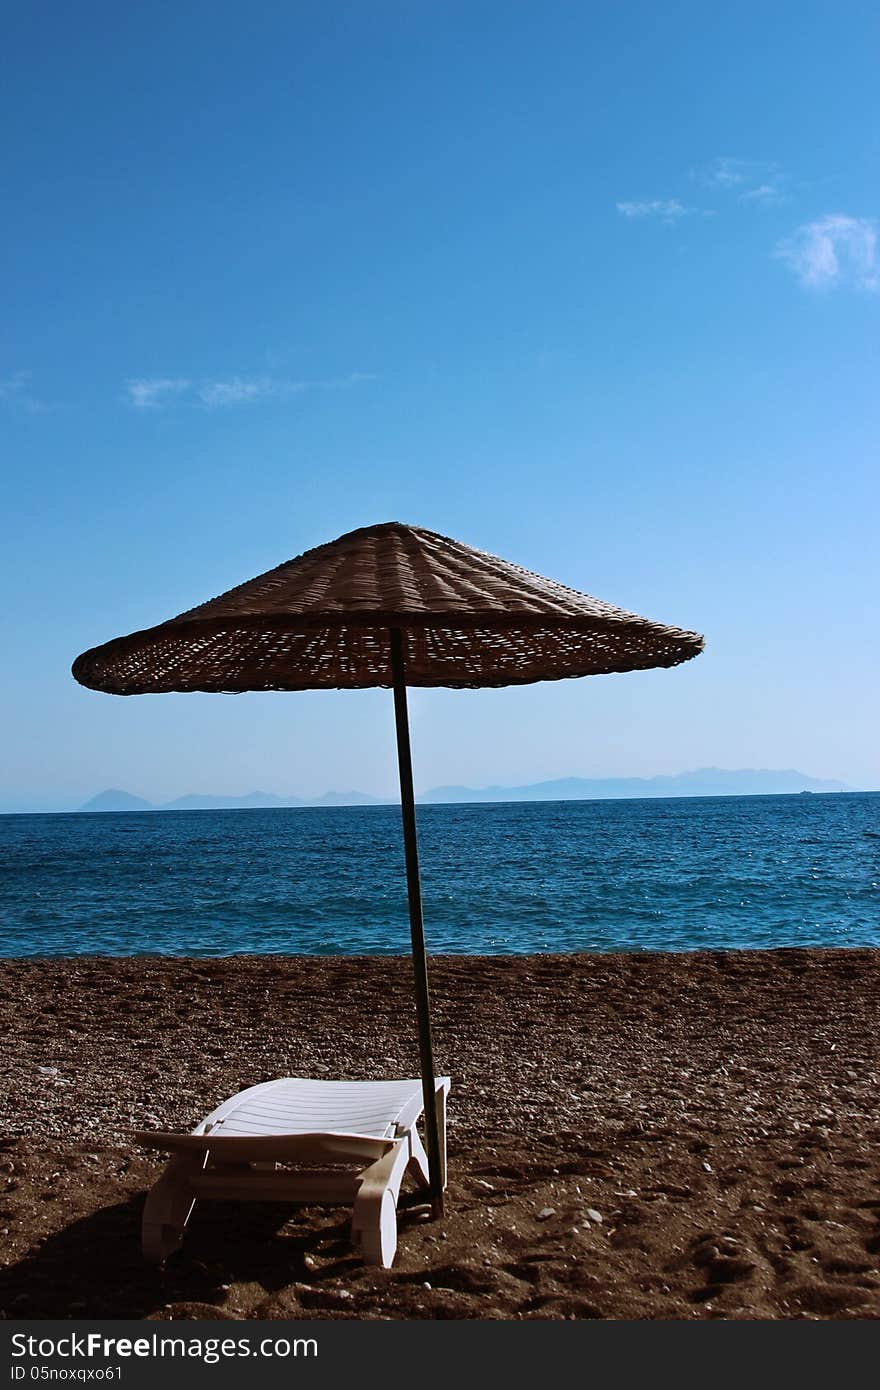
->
[351,1140,410,1268]
[142,1151,208,1263]
[400,1083,448,1197]
[405,1127,430,1188]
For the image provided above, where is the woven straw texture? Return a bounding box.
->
[72,523,704,693]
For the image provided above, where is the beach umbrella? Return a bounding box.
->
[72,521,704,1214]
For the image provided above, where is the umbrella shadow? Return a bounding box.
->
[0,1192,380,1319]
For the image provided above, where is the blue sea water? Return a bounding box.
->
[0,793,878,957]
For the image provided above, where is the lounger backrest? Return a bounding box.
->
[195,1077,430,1140]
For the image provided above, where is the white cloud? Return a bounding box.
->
[697,157,786,206]
[610,158,792,232]
[704,157,751,188]
[126,377,190,409]
[616,199,690,223]
[0,371,47,412]
[199,374,379,405]
[776,214,878,290]
[125,371,375,409]
[198,377,276,407]
[0,372,28,402]
[739,183,781,205]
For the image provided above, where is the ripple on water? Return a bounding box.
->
[0,794,878,956]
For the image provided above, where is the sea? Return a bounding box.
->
[1,793,878,957]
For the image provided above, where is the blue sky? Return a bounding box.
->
[2,1,878,811]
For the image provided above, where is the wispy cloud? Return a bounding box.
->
[776,214,878,291]
[739,183,782,205]
[617,157,788,231]
[696,157,786,206]
[126,377,190,409]
[702,156,752,188]
[197,374,375,407]
[0,371,48,413]
[125,371,375,409]
[197,377,277,407]
[616,199,691,223]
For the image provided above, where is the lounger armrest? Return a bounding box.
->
[393,1076,451,1134]
[133,1130,394,1164]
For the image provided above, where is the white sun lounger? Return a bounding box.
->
[135,1076,450,1269]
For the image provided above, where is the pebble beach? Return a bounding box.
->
[2,950,880,1320]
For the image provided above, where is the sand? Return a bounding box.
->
[1,950,879,1320]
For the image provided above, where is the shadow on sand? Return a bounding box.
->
[0,1194,380,1319]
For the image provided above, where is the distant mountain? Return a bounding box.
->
[77,788,384,812]
[418,768,850,803]
[77,769,853,814]
[77,789,154,813]
[309,790,386,806]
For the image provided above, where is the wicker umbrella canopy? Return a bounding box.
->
[72,522,703,1221]
[72,522,703,694]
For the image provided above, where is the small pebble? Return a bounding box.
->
[585,1208,603,1224]
[536,1206,556,1221]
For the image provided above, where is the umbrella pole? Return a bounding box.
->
[389,625,445,1218]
